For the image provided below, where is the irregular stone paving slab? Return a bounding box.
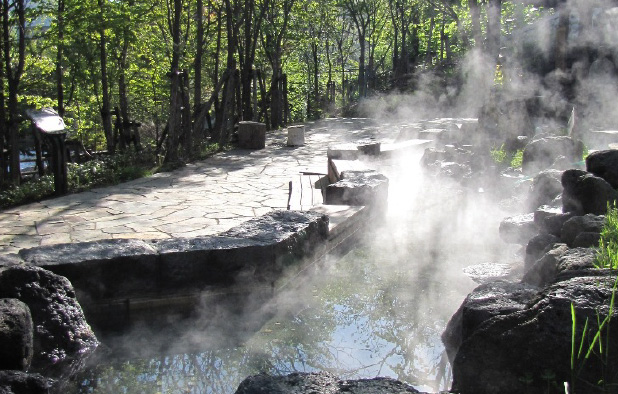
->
[0,118,467,255]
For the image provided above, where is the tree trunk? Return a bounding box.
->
[270,64,282,128]
[358,34,366,98]
[181,71,192,157]
[486,0,502,59]
[118,33,130,151]
[311,41,319,118]
[555,6,570,71]
[3,0,25,185]
[469,0,482,48]
[425,16,435,65]
[194,0,204,115]
[56,0,65,117]
[98,0,113,154]
[217,0,238,145]
[164,0,183,163]
[240,0,253,121]
[0,5,5,184]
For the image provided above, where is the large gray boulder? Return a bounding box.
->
[524,233,560,269]
[499,213,537,245]
[562,169,618,215]
[521,136,583,175]
[451,273,618,394]
[0,265,98,376]
[442,281,539,364]
[526,170,563,211]
[234,372,421,394]
[0,299,33,371]
[586,149,618,189]
[324,170,389,208]
[560,214,605,247]
[522,243,570,287]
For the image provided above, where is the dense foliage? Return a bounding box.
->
[0,0,549,193]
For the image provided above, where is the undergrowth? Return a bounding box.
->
[568,204,618,393]
[0,151,157,209]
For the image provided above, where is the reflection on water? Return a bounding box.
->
[67,153,518,394]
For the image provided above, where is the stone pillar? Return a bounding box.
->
[287,125,305,146]
[238,121,266,149]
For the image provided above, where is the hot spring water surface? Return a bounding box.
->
[67,154,519,393]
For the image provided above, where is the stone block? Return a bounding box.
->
[154,236,266,289]
[325,171,389,207]
[286,125,305,146]
[19,239,160,301]
[238,121,266,149]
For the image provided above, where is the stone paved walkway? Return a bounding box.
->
[0,118,405,255]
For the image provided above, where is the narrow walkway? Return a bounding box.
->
[0,118,400,255]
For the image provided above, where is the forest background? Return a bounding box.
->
[0,0,552,193]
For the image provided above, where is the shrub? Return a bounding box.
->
[596,204,618,270]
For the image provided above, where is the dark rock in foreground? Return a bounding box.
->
[234,372,421,394]
[560,214,605,247]
[451,273,618,394]
[0,299,33,371]
[586,149,618,189]
[0,265,98,376]
[0,370,55,394]
[562,169,618,215]
[442,281,539,364]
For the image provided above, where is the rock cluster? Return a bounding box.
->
[439,147,618,393]
[0,263,99,393]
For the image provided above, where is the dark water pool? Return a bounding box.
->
[65,156,519,393]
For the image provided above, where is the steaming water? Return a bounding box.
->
[67,135,519,394]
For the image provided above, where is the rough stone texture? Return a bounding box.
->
[554,247,599,281]
[533,205,562,227]
[451,273,618,394]
[234,372,420,394]
[586,149,618,188]
[19,239,160,301]
[498,213,537,245]
[521,136,583,175]
[560,214,605,246]
[155,236,265,290]
[420,146,475,171]
[17,211,329,306]
[0,265,98,376]
[222,210,329,267]
[526,170,563,211]
[325,170,389,207]
[562,169,618,215]
[524,233,560,269]
[237,121,266,149]
[521,243,570,287]
[572,231,602,248]
[0,371,55,394]
[523,247,598,288]
[541,211,576,237]
[442,281,539,364]
[0,298,33,371]
[356,140,381,156]
[0,254,24,268]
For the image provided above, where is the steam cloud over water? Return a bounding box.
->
[70,2,618,393]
